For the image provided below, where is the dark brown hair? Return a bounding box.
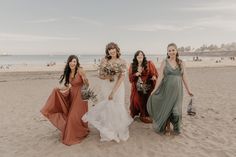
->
[105,42,121,60]
[59,55,80,86]
[131,50,148,74]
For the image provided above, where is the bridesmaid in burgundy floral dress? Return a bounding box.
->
[41,55,89,146]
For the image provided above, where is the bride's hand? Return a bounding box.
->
[108,92,114,100]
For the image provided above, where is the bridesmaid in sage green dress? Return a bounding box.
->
[147,43,193,135]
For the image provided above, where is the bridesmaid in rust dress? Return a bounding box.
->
[41,55,89,146]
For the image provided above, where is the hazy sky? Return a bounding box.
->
[0,0,236,54]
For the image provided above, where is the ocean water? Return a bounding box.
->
[0,54,219,66]
[0,54,160,65]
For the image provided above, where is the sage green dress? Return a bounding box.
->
[147,59,183,134]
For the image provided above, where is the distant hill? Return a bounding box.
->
[178,42,236,56]
[179,51,236,57]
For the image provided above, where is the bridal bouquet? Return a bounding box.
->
[81,85,97,102]
[99,62,123,82]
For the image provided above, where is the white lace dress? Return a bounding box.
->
[82,58,133,142]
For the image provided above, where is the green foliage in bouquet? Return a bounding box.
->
[81,85,98,102]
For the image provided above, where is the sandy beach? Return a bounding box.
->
[1,56,236,72]
[0,65,236,157]
[1,0,236,156]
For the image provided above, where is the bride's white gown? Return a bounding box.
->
[82,75,133,142]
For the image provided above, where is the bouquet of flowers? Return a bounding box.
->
[136,77,152,94]
[99,62,123,82]
[81,85,98,103]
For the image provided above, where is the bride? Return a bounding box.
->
[82,42,133,142]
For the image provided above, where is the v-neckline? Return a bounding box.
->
[70,72,79,82]
[166,59,178,70]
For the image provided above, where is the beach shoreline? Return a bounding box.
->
[0,59,236,73]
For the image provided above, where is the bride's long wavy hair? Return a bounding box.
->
[59,55,80,86]
[131,50,148,73]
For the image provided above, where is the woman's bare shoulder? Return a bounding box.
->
[77,67,86,75]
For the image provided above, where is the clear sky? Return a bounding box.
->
[0,0,235,55]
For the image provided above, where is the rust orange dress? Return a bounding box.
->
[40,73,89,146]
[129,61,158,118]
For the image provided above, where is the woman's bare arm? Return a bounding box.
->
[182,62,193,96]
[78,67,89,85]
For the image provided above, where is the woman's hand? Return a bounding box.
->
[59,84,71,90]
[135,72,141,76]
[151,76,157,80]
[135,66,143,77]
[137,66,143,73]
[59,84,71,93]
[108,92,114,100]
[60,89,69,93]
[188,91,194,97]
